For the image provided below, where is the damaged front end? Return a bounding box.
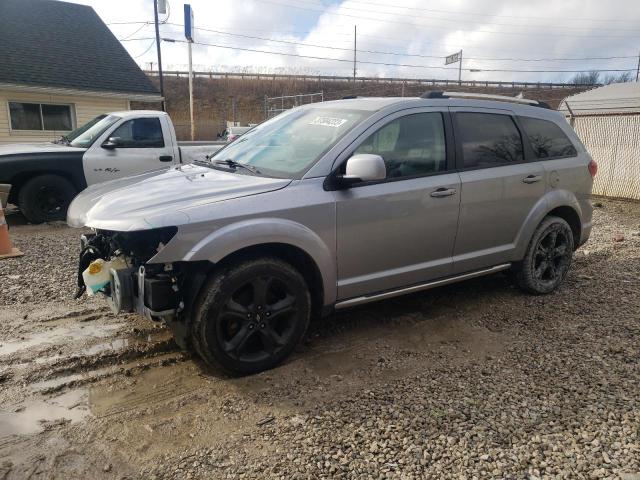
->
[75,227,183,320]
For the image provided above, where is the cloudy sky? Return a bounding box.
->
[70,0,639,83]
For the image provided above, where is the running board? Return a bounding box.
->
[334,263,511,310]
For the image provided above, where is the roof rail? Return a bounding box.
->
[420,90,550,109]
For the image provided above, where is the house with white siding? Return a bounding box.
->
[0,0,162,144]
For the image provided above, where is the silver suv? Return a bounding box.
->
[68,92,596,374]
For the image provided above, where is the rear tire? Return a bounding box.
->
[514,215,574,294]
[18,174,76,224]
[191,257,311,375]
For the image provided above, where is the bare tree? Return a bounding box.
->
[569,71,601,85]
[603,71,634,84]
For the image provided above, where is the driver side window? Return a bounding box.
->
[109,118,164,148]
[353,112,446,179]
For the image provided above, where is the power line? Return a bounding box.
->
[162,23,638,64]
[113,20,640,58]
[119,37,156,42]
[118,22,151,40]
[133,40,157,59]
[255,0,640,39]
[163,37,638,73]
[337,0,640,25]
[290,0,640,33]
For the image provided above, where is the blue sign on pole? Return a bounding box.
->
[184,4,194,42]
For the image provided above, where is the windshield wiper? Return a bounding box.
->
[213,158,261,175]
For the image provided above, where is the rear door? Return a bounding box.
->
[83,116,175,185]
[334,108,461,300]
[450,108,546,273]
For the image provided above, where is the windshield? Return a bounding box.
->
[211,107,371,178]
[69,114,121,148]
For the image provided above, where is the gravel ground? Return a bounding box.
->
[0,199,639,479]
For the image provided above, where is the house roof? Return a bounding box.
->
[558,82,640,116]
[0,0,159,97]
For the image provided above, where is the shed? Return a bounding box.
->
[0,0,162,144]
[559,82,640,200]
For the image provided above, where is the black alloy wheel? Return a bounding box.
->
[216,276,299,363]
[191,258,311,374]
[515,215,575,294]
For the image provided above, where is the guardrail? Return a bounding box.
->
[145,70,598,90]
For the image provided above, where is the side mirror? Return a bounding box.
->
[336,154,386,187]
[102,136,122,149]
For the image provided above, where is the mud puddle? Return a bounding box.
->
[0,323,125,357]
[0,389,90,437]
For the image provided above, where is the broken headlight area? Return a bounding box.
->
[74,227,182,320]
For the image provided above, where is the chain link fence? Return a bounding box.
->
[572,114,640,200]
[264,92,324,119]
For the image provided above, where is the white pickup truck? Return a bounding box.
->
[0,110,225,223]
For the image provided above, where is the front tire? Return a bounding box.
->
[515,215,574,294]
[191,258,311,375]
[18,174,77,224]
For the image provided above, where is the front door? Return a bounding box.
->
[83,117,174,185]
[334,109,461,300]
[450,109,546,273]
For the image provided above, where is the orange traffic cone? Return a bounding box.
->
[0,205,23,260]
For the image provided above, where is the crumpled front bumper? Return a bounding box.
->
[76,234,180,321]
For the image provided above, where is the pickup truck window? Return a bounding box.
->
[109,118,165,148]
[211,107,370,178]
[70,114,120,148]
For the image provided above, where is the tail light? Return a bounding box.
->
[588,159,598,178]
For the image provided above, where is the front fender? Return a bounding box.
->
[512,189,582,260]
[164,218,336,306]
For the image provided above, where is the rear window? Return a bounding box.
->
[456,113,524,168]
[519,116,577,159]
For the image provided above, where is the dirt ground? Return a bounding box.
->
[0,199,639,479]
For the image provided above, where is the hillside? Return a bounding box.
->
[132,73,594,140]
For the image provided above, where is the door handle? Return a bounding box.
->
[159,155,173,162]
[522,175,542,184]
[430,188,457,198]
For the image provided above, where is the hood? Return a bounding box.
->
[67,163,292,230]
[0,142,85,156]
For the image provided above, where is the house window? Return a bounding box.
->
[8,102,74,131]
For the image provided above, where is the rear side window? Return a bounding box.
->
[353,112,447,179]
[519,116,577,159]
[456,113,523,168]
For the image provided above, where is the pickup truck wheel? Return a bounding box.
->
[515,215,574,295]
[191,258,311,375]
[18,175,76,224]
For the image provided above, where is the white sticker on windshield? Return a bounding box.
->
[309,116,348,128]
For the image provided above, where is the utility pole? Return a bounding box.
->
[458,49,463,84]
[353,25,357,82]
[184,4,195,140]
[188,39,194,141]
[153,0,165,111]
[636,50,640,82]
[232,97,237,125]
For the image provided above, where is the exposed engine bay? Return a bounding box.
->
[75,227,183,319]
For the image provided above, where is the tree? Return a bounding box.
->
[569,71,601,85]
[603,72,634,84]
